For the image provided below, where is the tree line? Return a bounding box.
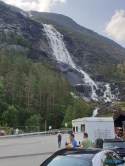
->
[0,49,90,130]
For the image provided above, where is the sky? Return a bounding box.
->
[2,0,125,48]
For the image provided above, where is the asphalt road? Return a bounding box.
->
[0,134,69,166]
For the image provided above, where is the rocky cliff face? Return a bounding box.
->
[0,8,52,60]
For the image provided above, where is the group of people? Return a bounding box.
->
[11,128,19,135]
[57,131,92,148]
[0,128,19,136]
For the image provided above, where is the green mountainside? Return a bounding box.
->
[0,5,90,130]
[0,48,89,130]
[1,2,125,131]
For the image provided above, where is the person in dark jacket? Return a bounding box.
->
[57,131,62,148]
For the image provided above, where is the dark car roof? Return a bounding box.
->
[103,138,124,142]
[52,148,103,159]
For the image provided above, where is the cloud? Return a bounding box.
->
[105,10,125,41]
[2,0,67,12]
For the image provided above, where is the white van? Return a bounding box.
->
[72,117,115,143]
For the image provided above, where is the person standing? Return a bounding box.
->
[80,133,92,148]
[15,128,19,135]
[65,133,77,148]
[57,131,62,148]
[1,129,5,136]
[11,128,14,135]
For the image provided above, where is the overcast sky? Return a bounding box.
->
[2,0,125,48]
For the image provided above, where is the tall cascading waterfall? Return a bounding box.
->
[43,24,119,103]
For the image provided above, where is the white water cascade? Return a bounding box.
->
[43,24,119,102]
[103,83,115,102]
[92,107,99,117]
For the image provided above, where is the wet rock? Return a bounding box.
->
[68,68,84,77]
[74,84,92,94]
[93,75,107,82]
[65,72,84,85]
[96,89,104,97]
[102,86,106,92]
[93,85,96,90]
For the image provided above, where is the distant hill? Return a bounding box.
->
[0,0,28,16]
[28,11,96,36]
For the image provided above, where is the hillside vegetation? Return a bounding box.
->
[1,3,125,128]
[99,63,125,81]
[0,29,90,130]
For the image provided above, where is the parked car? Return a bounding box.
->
[40,148,125,166]
[94,138,125,159]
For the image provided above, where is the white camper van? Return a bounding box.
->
[72,117,115,143]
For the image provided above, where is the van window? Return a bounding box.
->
[76,127,78,132]
[81,124,85,132]
[73,127,75,133]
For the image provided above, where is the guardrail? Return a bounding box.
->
[0,129,72,139]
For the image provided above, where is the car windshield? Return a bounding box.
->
[40,156,92,166]
[103,142,125,149]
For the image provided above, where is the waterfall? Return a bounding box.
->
[43,24,119,102]
[43,24,75,67]
[92,107,99,117]
[44,24,98,100]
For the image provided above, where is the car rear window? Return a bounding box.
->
[40,156,92,166]
[67,154,94,159]
[103,142,125,149]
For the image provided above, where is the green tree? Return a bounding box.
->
[0,81,8,122]
[0,48,90,130]
[2,106,18,127]
[26,115,40,126]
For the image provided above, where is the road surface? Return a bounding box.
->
[0,134,69,166]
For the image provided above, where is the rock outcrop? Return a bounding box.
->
[0,9,51,61]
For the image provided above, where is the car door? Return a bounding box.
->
[101,151,124,166]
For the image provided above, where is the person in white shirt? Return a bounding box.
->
[1,129,5,136]
[15,128,19,135]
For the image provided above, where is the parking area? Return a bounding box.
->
[0,134,69,166]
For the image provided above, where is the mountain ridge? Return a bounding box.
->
[0,1,124,50]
